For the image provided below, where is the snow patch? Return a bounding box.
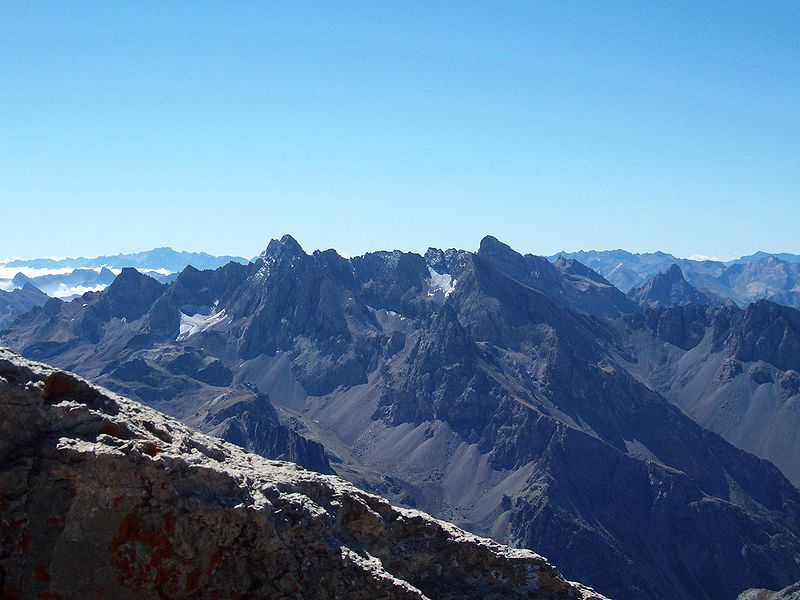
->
[427,267,456,298]
[178,310,229,341]
[608,262,625,276]
[383,310,406,321]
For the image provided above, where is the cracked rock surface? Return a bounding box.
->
[0,349,603,600]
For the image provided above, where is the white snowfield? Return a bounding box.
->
[427,267,457,298]
[177,309,230,341]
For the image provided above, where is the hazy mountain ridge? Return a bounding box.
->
[2,247,249,271]
[4,235,800,600]
[628,264,728,309]
[0,247,250,301]
[551,250,800,307]
[5,246,800,309]
[0,284,49,329]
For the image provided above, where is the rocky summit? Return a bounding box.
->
[0,349,604,600]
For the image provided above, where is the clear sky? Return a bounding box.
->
[1,2,798,261]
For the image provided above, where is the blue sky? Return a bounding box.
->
[1,2,798,261]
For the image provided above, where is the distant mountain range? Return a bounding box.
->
[2,247,249,272]
[4,235,800,600]
[4,247,800,310]
[551,249,800,307]
[628,264,729,309]
[0,284,48,329]
[0,248,250,323]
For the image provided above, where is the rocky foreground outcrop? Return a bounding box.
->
[738,581,800,600]
[0,349,603,600]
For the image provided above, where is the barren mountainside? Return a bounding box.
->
[617,300,800,485]
[0,349,604,600]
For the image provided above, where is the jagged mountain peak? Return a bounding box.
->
[11,272,34,288]
[663,263,684,280]
[250,235,310,283]
[424,247,472,277]
[424,247,447,270]
[104,267,162,299]
[114,266,154,282]
[20,282,44,294]
[261,234,306,259]
[92,268,165,324]
[0,284,50,329]
[475,242,638,318]
[478,235,523,262]
[175,263,202,278]
[630,263,723,309]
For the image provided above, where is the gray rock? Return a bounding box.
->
[0,349,603,600]
[738,581,800,600]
